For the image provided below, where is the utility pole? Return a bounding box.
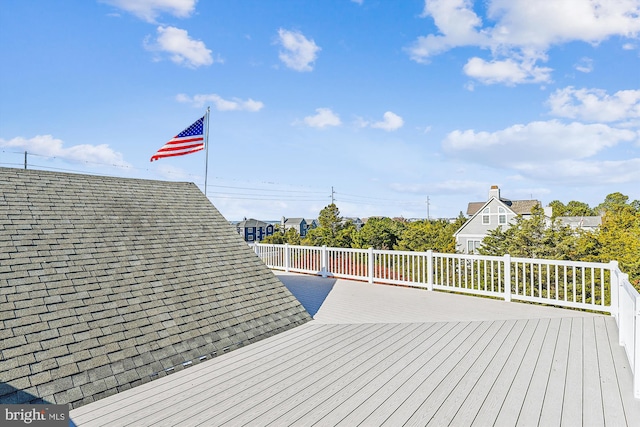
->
[426,196,430,220]
[331,186,335,204]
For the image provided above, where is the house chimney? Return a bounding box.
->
[489,185,500,200]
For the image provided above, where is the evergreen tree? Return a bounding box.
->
[352,217,405,250]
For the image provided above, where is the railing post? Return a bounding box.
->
[284,243,290,272]
[610,261,620,321]
[632,275,640,399]
[321,245,328,278]
[368,247,374,284]
[504,254,512,302]
[426,250,433,291]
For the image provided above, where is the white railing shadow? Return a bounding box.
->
[251,243,640,399]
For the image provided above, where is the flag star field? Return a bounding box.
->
[1,0,639,221]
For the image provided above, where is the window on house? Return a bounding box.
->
[498,207,506,224]
[482,207,490,225]
[467,240,481,254]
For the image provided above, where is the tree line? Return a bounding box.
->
[262,192,640,288]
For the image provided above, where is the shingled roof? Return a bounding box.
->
[467,199,540,216]
[0,168,311,408]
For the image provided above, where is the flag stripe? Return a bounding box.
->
[150,145,204,161]
[155,141,204,153]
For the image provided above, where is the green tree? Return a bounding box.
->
[597,192,630,214]
[261,231,285,244]
[595,206,640,286]
[302,203,353,248]
[479,205,580,259]
[352,217,405,250]
[396,215,466,253]
[586,195,640,287]
[549,200,595,217]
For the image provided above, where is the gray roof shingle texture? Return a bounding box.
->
[0,168,311,408]
[467,199,540,216]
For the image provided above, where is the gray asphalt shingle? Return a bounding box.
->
[0,168,311,408]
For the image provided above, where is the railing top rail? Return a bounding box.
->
[510,256,615,269]
[432,252,504,262]
[253,243,617,271]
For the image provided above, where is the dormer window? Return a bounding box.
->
[498,207,507,224]
[482,207,490,225]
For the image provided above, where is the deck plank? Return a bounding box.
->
[379,320,506,426]
[225,323,427,425]
[452,318,538,426]
[582,316,605,427]
[154,323,390,426]
[429,319,529,426]
[604,316,640,423]
[561,317,583,427]
[266,322,451,426]
[336,321,489,426]
[538,317,572,427]
[421,319,523,426]
[594,317,628,425]
[491,318,551,426]
[313,321,466,426]
[516,317,562,426]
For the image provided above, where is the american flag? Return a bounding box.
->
[150,116,205,162]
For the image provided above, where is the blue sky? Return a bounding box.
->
[1,0,639,221]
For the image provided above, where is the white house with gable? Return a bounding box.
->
[455,185,551,254]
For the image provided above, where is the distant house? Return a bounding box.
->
[556,215,602,232]
[343,217,364,231]
[236,218,275,242]
[455,186,548,254]
[282,217,308,237]
[305,218,319,232]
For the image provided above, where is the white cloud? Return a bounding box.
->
[145,26,214,68]
[443,120,636,165]
[101,0,196,23]
[574,57,594,73]
[0,135,130,167]
[442,120,640,186]
[486,0,640,47]
[548,87,640,123]
[408,0,490,62]
[302,108,341,128]
[518,158,640,184]
[463,56,552,85]
[409,0,640,85]
[351,0,364,4]
[371,111,405,131]
[276,29,321,72]
[176,93,264,111]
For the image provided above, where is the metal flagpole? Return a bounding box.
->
[204,106,210,196]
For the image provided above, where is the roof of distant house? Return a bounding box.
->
[467,198,540,216]
[236,218,271,228]
[557,216,603,228]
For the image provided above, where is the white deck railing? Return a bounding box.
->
[252,243,640,398]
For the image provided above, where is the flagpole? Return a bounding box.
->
[204,106,210,196]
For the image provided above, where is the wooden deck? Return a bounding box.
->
[71,272,640,426]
